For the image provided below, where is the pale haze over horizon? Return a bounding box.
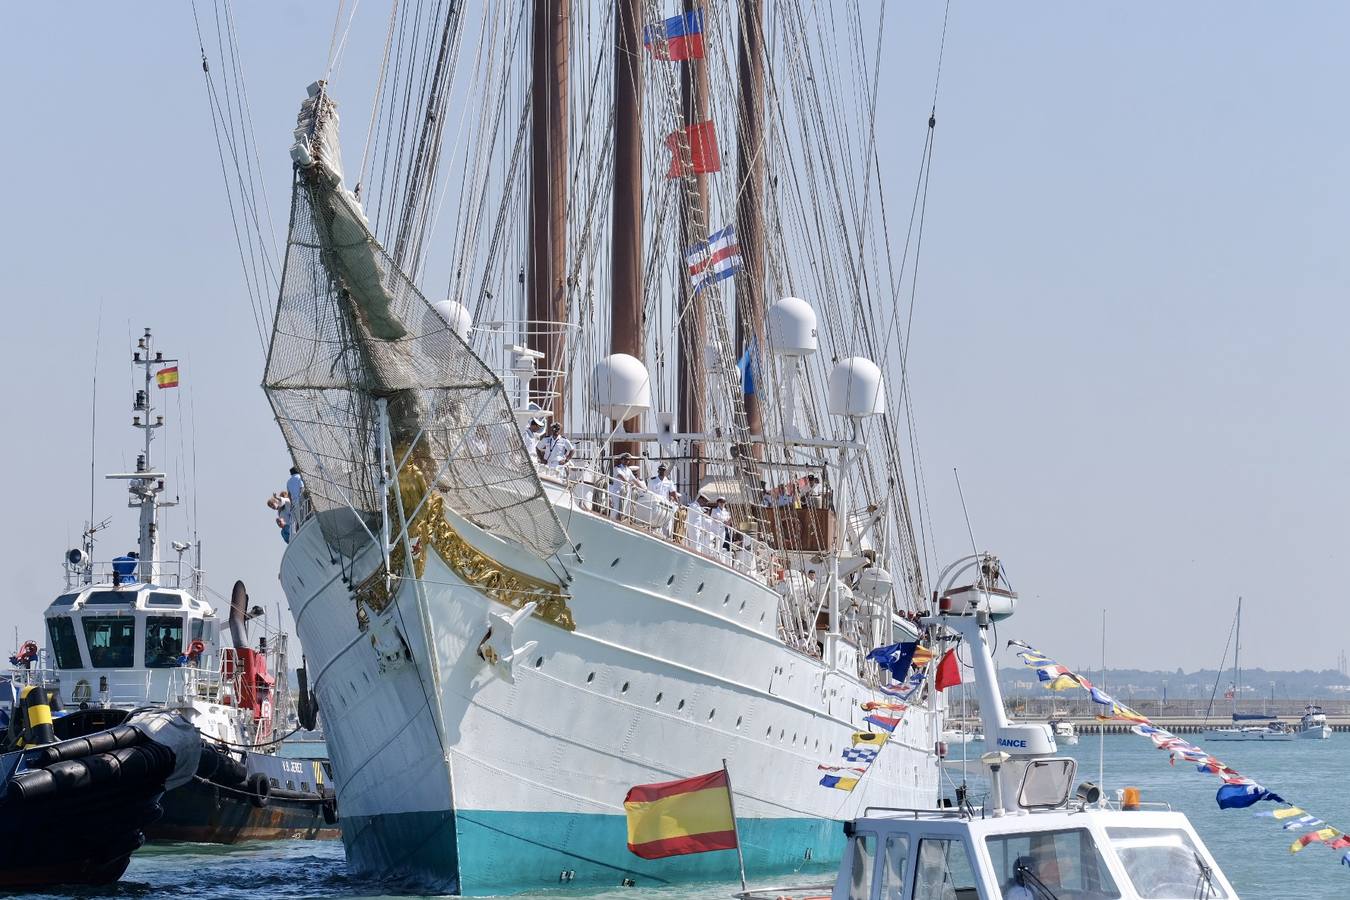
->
[2,3,1346,675]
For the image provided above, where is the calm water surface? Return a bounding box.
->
[21,736,1347,899]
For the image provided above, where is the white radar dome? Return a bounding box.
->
[827,357,886,418]
[426,299,472,341]
[767,296,818,356]
[592,353,652,421]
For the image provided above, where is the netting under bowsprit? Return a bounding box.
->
[264,132,566,562]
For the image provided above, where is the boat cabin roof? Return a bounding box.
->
[45,584,214,616]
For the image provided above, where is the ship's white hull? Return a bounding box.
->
[281,499,940,894]
[1297,725,1332,740]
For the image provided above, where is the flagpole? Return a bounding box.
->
[721,758,748,892]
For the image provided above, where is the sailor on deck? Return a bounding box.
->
[709,495,732,555]
[646,464,675,500]
[538,422,574,472]
[608,452,637,519]
[521,418,544,462]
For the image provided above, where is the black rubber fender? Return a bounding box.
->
[247,772,270,809]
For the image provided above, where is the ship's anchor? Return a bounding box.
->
[368,611,411,673]
[476,602,538,685]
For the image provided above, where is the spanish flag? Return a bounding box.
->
[156,366,180,389]
[910,645,935,668]
[624,769,737,859]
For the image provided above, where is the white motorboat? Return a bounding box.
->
[740,568,1239,900]
[1049,717,1079,746]
[1296,705,1332,740]
[941,727,984,746]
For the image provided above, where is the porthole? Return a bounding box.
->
[766,726,773,737]
[739,600,746,611]
[736,716,743,729]
[779,729,785,741]
[535,656,544,668]
[759,611,765,622]
[708,709,716,721]
[621,681,630,694]
[696,582,705,593]
[793,733,798,743]
[724,593,731,605]
[611,557,621,567]
[655,692,663,704]
[666,574,675,585]
[586,672,595,683]
[678,699,686,710]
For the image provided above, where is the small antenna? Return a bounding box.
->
[952,467,979,557]
[88,304,103,567]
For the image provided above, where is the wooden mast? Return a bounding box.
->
[677,0,710,496]
[528,0,570,422]
[612,0,644,451]
[735,0,766,444]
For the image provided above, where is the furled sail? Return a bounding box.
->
[264,83,566,560]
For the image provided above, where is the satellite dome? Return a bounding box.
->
[827,357,886,418]
[592,354,652,421]
[853,566,894,601]
[767,297,818,356]
[426,299,472,341]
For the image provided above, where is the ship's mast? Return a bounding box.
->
[735,0,766,443]
[611,0,644,452]
[527,0,569,422]
[108,327,177,585]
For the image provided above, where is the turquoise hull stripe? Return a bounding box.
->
[342,808,844,895]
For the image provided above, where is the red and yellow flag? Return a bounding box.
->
[156,366,180,389]
[624,769,737,859]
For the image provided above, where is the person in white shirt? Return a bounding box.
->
[521,418,544,462]
[286,466,305,526]
[538,422,574,470]
[646,463,676,499]
[709,495,732,554]
[802,472,823,508]
[684,493,708,551]
[608,452,636,519]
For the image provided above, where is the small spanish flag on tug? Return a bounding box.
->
[156,365,180,389]
[624,768,738,859]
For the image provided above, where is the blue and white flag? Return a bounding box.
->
[686,225,741,294]
[866,641,918,681]
[842,747,879,764]
[1216,781,1284,810]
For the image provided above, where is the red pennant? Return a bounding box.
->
[665,120,721,178]
[935,649,961,691]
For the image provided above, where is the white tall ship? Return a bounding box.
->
[259,4,952,893]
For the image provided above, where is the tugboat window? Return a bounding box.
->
[85,591,133,606]
[46,617,83,669]
[145,616,186,667]
[83,616,136,668]
[147,592,184,608]
[986,828,1120,899]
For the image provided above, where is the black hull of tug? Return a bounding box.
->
[147,745,338,843]
[150,774,338,842]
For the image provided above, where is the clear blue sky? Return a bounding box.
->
[2,3,1346,673]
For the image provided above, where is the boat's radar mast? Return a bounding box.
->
[926,553,1059,814]
[103,327,179,585]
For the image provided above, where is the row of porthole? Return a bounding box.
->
[544,661,839,754]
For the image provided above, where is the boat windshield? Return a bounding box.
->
[46,617,83,669]
[1106,827,1227,899]
[82,616,136,668]
[987,827,1120,899]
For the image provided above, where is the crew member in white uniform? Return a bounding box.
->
[539,422,574,472]
[608,452,636,519]
[286,466,305,526]
[646,464,675,500]
[685,492,709,551]
[709,495,732,557]
[521,418,544,462]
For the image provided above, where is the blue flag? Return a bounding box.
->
[736,338,757,397]
[866,642,918,681]
[1216,782,1283,810]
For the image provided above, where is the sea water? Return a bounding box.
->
[24,735,1348,899]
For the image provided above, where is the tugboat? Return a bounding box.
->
[15,327,337,843]
[1296,704,1332,740]
[740,555,1240,900]
[0,677,200,887]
